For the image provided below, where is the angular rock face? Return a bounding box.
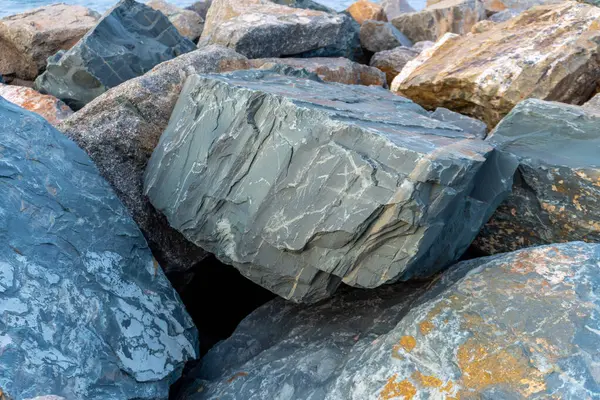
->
[381,0,416,19]
[34,0,196,110]
[186,0,213,19]
[0,4,99,82]
[360,20,412,52]
[347,0,388,25]
[391,0,486,42]
[272,0,336,12]
[583,92,600,111]
[144,69,518,302]
[58,46,248,282]
[369,46,419,85]
[474,100,600,255]
[200,0,361,60]
[393,2,600,128]
[147,0,205,40]
[0,83,72,125]
[0,98,197,400]
[177,242,600,400]
[248,57,386,86]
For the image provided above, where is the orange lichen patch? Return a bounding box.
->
[419,320,435,335]
[0,84,72,126]
[226,371,248,383]
[412,371,443,388]
[399,336,417,352]
[379,374,417,400]
[153,258,160,276]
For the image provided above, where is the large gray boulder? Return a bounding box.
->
[58,46,249,283]
[360,20,412,53]
[144,69,518,303]
[0,98,197,399]
[34,0,196,110]
[177,242,600,400]
[474,99,600,254]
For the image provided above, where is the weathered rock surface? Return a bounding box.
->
[360,20,412,52]
[186,0,213,19]
[271,0,336,12]
[391,0,486,42]
[381,0,416,19]
[0,4,99,82]
[58,46,248,282]
[474,99,600,255]
[347,0,388,25]
[393,2,600,128]
[583,92,600,111]
[428,0,562,12]
[430,107,487,139]
[369,45,418,85]
[248,57,386,86]
[412,40,434,51]
[200,0,361,60]
[177,242,600,400]
[144,69,517,302]
[147,0,204,40]
[0,83,72,125]
[34,0,196,110]
[0,98,197,399]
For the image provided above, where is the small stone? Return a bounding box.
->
[147,0,204,40]
[360,20,412,52]
[0,83,72,126]
[411,40,434,52]
[347,0,388,25]
[369,46,418,85]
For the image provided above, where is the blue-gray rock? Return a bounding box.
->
[0,98,198,399]
[177,241,600,400]
[473,99,600,254]
[143,68,518,303]
[430,107,488,139]
[34,0,196,110]
[360,20,412,53]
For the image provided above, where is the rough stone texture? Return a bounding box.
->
[144,69,518,302]
[393,2,600,128]
[200,0,361,60]
[487,8,520,21]
[583,92,600,111]
[470,19,496,33]
[177,242,600,400]
[0,83,73,126]
[381,0,416,19]
[347,0,388,25]
[0,98,197,399]
[247,57,386,86]
[412,40,434,51]
[186,0,213,19]
[147,0,205,40]
[360,20,412,52]
[427,0,563,12]
[0,4,99,82]
[271,0,336,12]
[391,0,486,42]
[473,99,600,255]
[58,46,248,283]
[430,107,487,139]
[34,0,196,111]
[369,46,418,86]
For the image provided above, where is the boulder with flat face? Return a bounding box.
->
[0,83,72,126]
[369,45,419,86]
[58,46,248,282]
[144,68,518,303]
[360,20,412,52]
[147,0,204,40]
[200,0,361,60]
[34,0,196,110]
[0,4,99,82]
[347,0,388,25]
[473,99,600,254]
[177,242,600,400]
[381,0,416,19]
[393,2,600,128]
[0,98,197,400]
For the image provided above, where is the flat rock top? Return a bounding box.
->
[0,3,100,32]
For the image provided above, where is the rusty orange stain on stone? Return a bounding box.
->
[379,374,417,400]
[398,336,417,352]
[419,320,435,335]
[226,371,248,383]
[412,370,443,388]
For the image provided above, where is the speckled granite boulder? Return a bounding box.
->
[473,99,600,254]
[360,20,412,52]
[369,46,418,85]
[0,98,197,399]
[0,83,72,126]
[147,0,204,40]
[177,242,600,400]
[58,46,248,282]
[200,0,361,60]
[34,0,196,110]
[144,69,518,302]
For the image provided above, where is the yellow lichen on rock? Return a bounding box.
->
[380,374,417,400]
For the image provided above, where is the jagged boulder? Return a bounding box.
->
[200,0,361,60]
[347,0,388,24]
[186,0,213,19]
[0,4,99,82]
[393,2,600,127]
[34,0,196,110]
[176,242,600,400]
[360,20,412,52]
[58,46,248,282]
[144,68,518,303]
[147,0,204,40]
[474,99,600,254]
[0,83,72,125]
[369,46,419,85]
[0,98,197,400]
[381,0,416,19]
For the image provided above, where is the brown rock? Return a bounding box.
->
[248,57,386,86]
[0,83,72,126]
[391,0,486,42]
[147,0,204,40]
[360,20,412,52]
[369,46,419,86]
[347,0,388,25]
[0,4,99,82]
[393,2,600,128]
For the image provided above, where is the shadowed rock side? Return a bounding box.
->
[34,0,196,110]
[177,242,600,400]
[144,69,518,303]
[473,99,600,254]
[59,46,249,282]
[147,0,205,41]
[0,98,197,399]
[393,1,600,128]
